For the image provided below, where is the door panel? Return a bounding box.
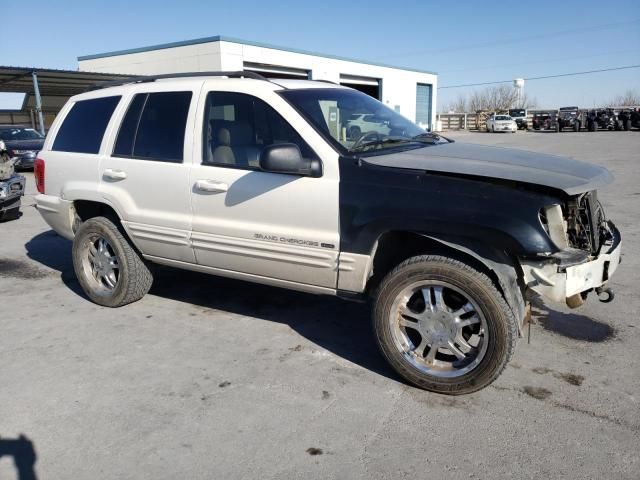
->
[190,166,339,287]
[190,87,340,288]
[99,88,199,263]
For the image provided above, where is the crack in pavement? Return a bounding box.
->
[490,384,638,431]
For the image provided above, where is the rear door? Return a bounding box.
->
[189,84,340,289]
[100,83,200,263]
[43,94,122,207]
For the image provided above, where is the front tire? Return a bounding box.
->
[372,255,517,394]
[72,216,153,307]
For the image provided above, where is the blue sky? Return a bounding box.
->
[2,0,639,110]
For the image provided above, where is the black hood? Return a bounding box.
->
[362,142,613,195]
[2,139,44,150]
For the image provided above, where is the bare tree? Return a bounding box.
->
[442,94,468,113]
[442,85,537,113]
[608,89,640,106]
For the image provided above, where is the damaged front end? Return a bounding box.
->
[0,158,26,222]
[520,191,622,308]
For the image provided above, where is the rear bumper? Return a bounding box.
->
[520,222,622,304]
[34,194,75,240]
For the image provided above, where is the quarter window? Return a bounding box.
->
[113,91,192,162]
[52,96,121,154]
[202,92,317,169]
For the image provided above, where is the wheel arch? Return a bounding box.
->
[365,230,526,331]
[74,199,122,224]
[72,199,143,254]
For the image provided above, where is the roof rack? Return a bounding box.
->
[88,70,272,91]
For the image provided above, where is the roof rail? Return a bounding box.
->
[88,70,272,91]
[313,79,339,85]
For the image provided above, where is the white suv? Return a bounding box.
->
[35,72,621,394]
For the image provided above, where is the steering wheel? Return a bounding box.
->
[351,131,382,151]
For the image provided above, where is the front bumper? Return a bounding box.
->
[11,152,37,170]
[0,174,26,215]
[520,222,622,304]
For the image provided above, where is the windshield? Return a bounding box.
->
[509,109,525,117]
[495,116,512,121]
[280,88,444,154]
[0,127,44,141]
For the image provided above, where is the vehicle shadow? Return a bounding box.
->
[25,230,619,379]
[24,231,397,382]
[530,296,615,342]
[0,434,38,480]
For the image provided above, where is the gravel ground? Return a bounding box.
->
[0,130,638,479]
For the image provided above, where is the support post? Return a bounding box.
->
[31,71,45,136]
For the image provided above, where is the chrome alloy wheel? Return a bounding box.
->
[389,281,489,378]
[80,235,120,295]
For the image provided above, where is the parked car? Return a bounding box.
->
[345,113,392,139]
[557,107,584,132]
[34,72,622,394]
[508,108,528,130]
[615,109,634,131]
[632,108,640,130]
[532,110,559,132]
[486,114,517,133]
[587,108,618,131]
[0,125,45,171]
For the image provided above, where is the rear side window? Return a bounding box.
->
[52,96,120,154]
[113,91,192,162]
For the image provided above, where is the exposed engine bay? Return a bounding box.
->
[523,190,621,308]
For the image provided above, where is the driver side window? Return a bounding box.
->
[202,92,317,169]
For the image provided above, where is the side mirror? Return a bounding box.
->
[259,143,321,177]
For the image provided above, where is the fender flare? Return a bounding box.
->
[418,233,526,334]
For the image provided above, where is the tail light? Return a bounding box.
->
[35,158,45,194]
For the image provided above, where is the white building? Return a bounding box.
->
[78,35,437,129]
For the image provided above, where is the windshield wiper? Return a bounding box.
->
[410,132,454,144]
[349,137,417,152]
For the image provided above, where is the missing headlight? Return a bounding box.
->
[539,204,569,249]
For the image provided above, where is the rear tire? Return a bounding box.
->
[625,119,631,131]
[72,216,153,307]
[372,255,517,394]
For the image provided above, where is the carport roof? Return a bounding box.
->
[0,66,136,97]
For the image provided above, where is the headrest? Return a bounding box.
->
[211,121,254,146]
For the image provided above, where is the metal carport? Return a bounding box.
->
[0,66,136,134]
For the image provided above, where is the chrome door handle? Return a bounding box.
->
[195,179,228,193]
[103,169,127,181]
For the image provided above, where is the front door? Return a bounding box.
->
[189,88,340,288]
